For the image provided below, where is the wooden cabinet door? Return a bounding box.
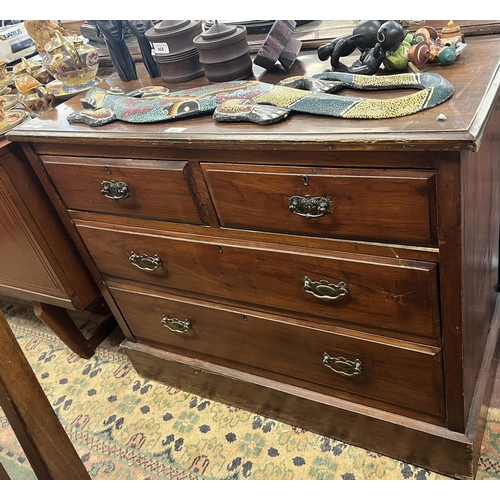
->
[0,172,67,299]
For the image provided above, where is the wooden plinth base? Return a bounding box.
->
[120,298,500,479]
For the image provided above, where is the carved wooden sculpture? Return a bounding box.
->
[318,20,405,75]
[95,20,137,82]
[127,20,160,78]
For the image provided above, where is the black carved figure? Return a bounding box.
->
[348,21,405,75]
[96,20,138,82]
[127,20,160,78]
[317,20,382,69]
[318,20,405,75]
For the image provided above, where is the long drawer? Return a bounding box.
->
[202,163,436,246]
[109,284,445,418]
[76,221,440,339]
[40,155,202,224]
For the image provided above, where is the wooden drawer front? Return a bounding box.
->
[76,222,440,339]
[109,285,445,417]
[202,163,436,246]
[41,155,202,223]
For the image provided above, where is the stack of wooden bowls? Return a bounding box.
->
[193,21,253,82]
[145,20,204,83]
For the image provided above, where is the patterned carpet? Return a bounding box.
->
[1,294,499,480]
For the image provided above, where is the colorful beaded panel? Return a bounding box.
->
[67,72,454,126]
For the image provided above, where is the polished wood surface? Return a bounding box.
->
[0,170,68,301]
[9,34,500,478]
[0,141,96,308]
[461,100,500,416]
[0,310,90,480]
[121,294,500,480]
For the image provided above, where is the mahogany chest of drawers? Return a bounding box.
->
[8,36,500,478]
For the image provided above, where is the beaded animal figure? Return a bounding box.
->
[67,71,454,127]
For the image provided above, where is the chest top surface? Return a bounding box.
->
[7,35,500,152]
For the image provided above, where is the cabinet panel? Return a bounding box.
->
[0,176,66,298]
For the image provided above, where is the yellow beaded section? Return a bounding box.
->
[91,90,117,108]
[88,107,113,117]
[342,88,434,119]
[253,86,307,107]
[217,99,254,112]
[353,73,421,87]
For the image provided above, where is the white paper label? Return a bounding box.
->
[153,42,170,54]
[164,127,187,133]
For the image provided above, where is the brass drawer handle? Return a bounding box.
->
[101,180,132,200]
[129,251,162,272]
[303,276,348,301]
[323,353,362,377]
[289,195,331,218]
[161,315,191,333]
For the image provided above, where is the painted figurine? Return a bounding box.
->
[382,21,466,71]
[384,34,413,70]
[14,73,54,114]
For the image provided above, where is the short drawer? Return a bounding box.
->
[41,155,202,224]
[76,221,440,339]
[202,163,436,246]
[109,285,445,418]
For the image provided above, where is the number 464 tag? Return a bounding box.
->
[152,42,169,55]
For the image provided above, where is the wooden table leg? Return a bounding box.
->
[33,301,117,359]
[0,462,10,480]
[0,310,91,480]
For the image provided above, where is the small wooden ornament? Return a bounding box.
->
[254,20,302,71]
[408,41,430,67]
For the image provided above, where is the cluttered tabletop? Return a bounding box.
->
[2,20,500,151]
